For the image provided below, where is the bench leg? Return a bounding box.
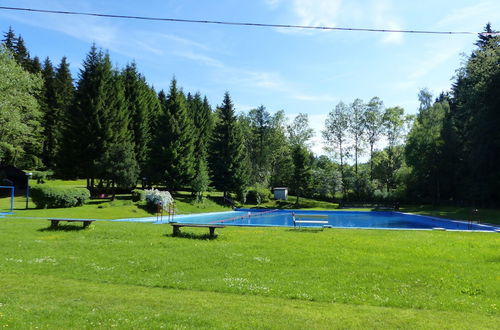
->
[83,221,91,228]
[173,226,180,236]
[209,227,215,237]
[50,220,59,228]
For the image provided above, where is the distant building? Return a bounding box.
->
[0,165,28,189]
[273,187,288,200]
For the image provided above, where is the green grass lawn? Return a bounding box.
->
[0,218,498,328]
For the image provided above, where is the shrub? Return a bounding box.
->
[246,185,272,204]
[31,186,90,208]
[144,189,174,211]
[131,189,146,202]
[29,170,54,184]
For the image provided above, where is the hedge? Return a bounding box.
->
[246,186,272,205]
[30,186,90,208]
[131,189,146,202]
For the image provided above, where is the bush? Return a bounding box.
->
[31,186,90,208]
[144,189,174,211]
[131,189,146,202]
[246,185,272,204]
[29,170,54,184]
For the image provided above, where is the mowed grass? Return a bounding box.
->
[0,218,499,328]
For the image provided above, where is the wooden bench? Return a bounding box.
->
[293,214,329,228]
[49,218,95,228]
[170,223,225,237]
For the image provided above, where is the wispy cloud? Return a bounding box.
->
[173,51,224,68]
[437,0,500,29]
[264,0,404,43]
[371,0,404,44]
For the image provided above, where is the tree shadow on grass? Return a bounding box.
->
[38,225,90,232]
[164,232,220,240]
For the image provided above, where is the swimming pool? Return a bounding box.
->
[160,208,500,232]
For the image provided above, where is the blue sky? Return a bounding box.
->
[1,0,499,153]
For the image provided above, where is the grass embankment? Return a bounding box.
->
[0,219,498,328]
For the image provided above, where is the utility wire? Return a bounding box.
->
[0,6,498,36]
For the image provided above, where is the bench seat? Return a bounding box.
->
[49,219,95,228]
[170,223,225,237]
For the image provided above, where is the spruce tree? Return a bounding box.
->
[122,63,152,175]
[30,56,42,74]
[209,92,249,198]
[187,93,213,197]
[54,57,75,176]
[156,79,196,190]
[40,57,58,169]
[2,26,16,50]
[69,45,137,189]
[13,35,32,71]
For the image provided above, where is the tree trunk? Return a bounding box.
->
[111,180,116,201]
[370,143,374,181]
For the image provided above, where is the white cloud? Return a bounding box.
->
[437,1,500,29]
[173,51,224,68]
[291,0,343,27]
[264,0,404,43]
[371,0,404,44]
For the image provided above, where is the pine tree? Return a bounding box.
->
[209,92,249,198]
[2,26,16,50]
[122,63,153,175]
[30,56,42,74]
[156,78,196,190]
[187,93,213,197]
[13,35,32,71]
[54,57,75,175]
[68,45,137,189]
[40,57,58,169]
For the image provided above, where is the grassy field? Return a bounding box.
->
[1,181,499,328]
[0,218,498,328]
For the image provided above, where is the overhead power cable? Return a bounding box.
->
[0,6,498,36]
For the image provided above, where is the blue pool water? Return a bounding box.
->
[160,208,500,232]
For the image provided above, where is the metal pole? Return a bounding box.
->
[10,186,14,212]
[25,172,32,209]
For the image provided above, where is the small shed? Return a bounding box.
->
[0,165,28,189]
[273,187,288,200]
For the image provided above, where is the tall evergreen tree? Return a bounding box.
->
[122,63,153,175]
[67,45,137,189]
[2,26,16,50]
[405,90,447,203]
[12,35,32,72]
[187,92,213,197]
[156,78,195,190]
[448,23,500,205]
[209,92,249,198]
[246,105,273,184]
[53,57,75,175]
[40,57,58,169]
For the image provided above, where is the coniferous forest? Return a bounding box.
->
[1,24,499,206]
